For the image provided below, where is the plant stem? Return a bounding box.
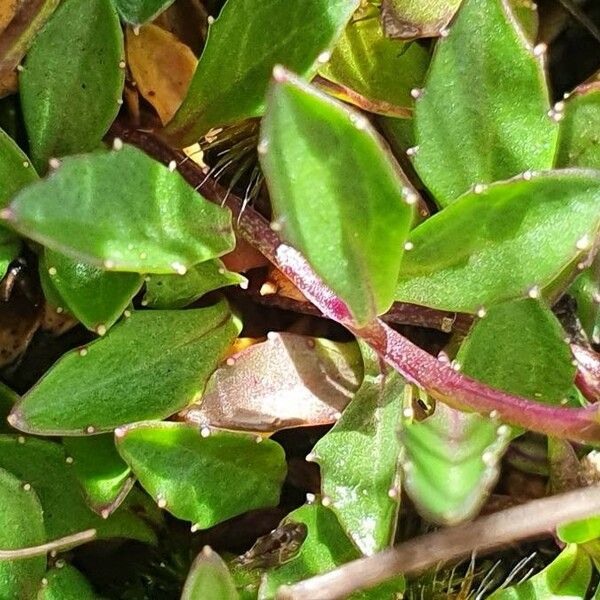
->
[572,344,600,402]
[276,486,600,600]
[0,529,96,560]
[110,124,600,442]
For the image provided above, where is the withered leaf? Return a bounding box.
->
[184,332,363,434]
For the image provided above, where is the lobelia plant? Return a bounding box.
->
[0,0,599,598]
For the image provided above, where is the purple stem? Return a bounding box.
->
[110,124,600,443]
[572,343,600,402]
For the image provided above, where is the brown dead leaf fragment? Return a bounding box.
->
[183,332,363,434]
[126,24,197,125]
[0,0,19,35]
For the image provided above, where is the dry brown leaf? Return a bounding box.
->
[260,266,307,302]
[221,236,269,274]
[183,332,363,434]
[0,0,19,35]
[0,69,17,98]
[126,23,197,125]
[153,0,208,54]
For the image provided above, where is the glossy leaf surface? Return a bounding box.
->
[395,171,600,312]
[115,0,176,25]
[116,422,287,529]
[38,565,101,599]
[184,332,362,433]
[0,436,154,541]
[261,71,414,325]
[457,299,576,404]
[62,435,133,516]
[10,302,239,434]
[165,0,359,144]
[4,145,235,273]
[488,544,591,599]
[20,0,124,171]
[412,0,556,206]
[0,467,46,598]
[144,259,245,309]
[3,146,234,274]
[182,548,239,600]
[399,403,509,524]
[319,10,429,112]
[40,249,142,331]
[313,346,403,554]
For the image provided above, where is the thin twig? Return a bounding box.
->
[108,124,600,442]
[277,486,600,600]
[0,528,96,560]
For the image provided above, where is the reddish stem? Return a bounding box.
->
[572,344,600,402]
[110,124,600,443]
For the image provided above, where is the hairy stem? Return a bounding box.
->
[109,124,600,442]
[277,486,600,600]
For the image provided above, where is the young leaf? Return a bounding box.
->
[62,435,133,517]
[0,435,155,542]
[144,259,246,309]
[38,564,102,599]
[19,0,124,171]
[260,70,415,325]
[114,0,176,25]
[457,299,576,405]
[488,544,591,599]
[164,0,360,145]
[412,0,557,206]
[556,81,600,169]
[312,346,403,555]
[183,332,363,433]
[381,0,462,39]
[9,302,239,435]
[40,249,143,331]
[0,230,20,282]
[4,144,235,274]
[399,403,510,525]
[258,503,404,599]
[115,422,287,529]
[0,467,46,598]
[395,171,600,313]
[318,10,429,113]
[182,547,240,600]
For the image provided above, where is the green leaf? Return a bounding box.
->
[570,259,600,344]
[116,422,287,529]
[380,0,462,39]
[164,0,360,145]
[37,565,101,599]
[144,259,246,309]
[0,435,155,542]
[312,345,403,555]
[558,513,600,544]
[488,544,591,599]
[399,403,509,524]
[0,467,46,598]
[20,0,125,171]
[556,82,600,170]
[62,435,133,516]
[10,301,239,435]
[182,548,240,600]
[184,332,362,433]
[114,0,176,25]
[0,381,18,433]
[260,70,415,325]
[40,249,142,331]
[4,145,235,274]
[0,127,38,208]
[258,503,404,599]
[457,299,576,404]
[395,171,600,313]
[0,127,37,278]
[412,0,557,206]
[318,10,429,111]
